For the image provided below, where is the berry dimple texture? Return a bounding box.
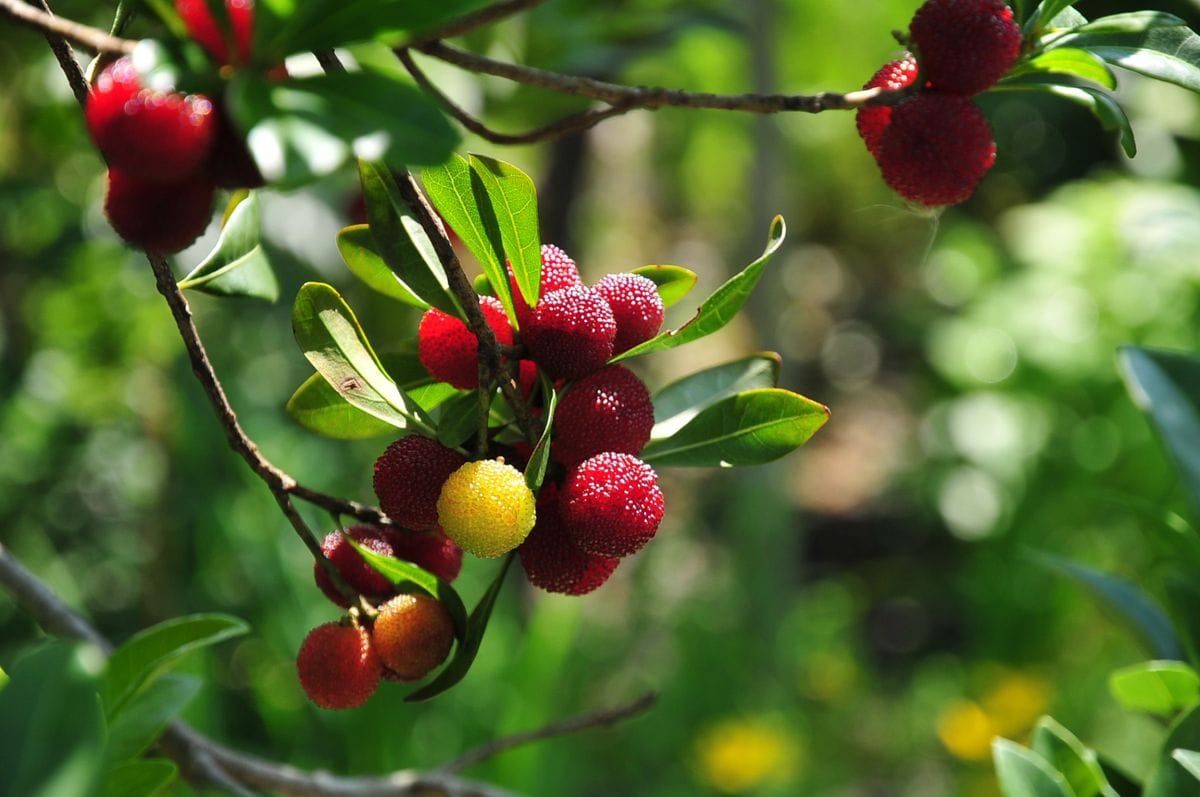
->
[877,93,996,206]
[418,296,513,389]
[510,244,583,328]
[856,56,920,157]
[437,460,537,558]
[561,453,664,558]
[523,286,617,381]
[593,273,665,354]
[910,0,1021,95]
[383,529,463,583]
[553,366,654,469]
[373,436,466,530]
[313,526,396,607]
[104,168,215,254]
[520,483,619,595]
[371,594,456,681]
[296,623,381,710]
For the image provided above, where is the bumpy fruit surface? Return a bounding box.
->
[418,296,513,389]
[176,0,254,66]
[104,169,215,254]
[910,0,1021,95]
[522,286,617,381]
[561,453,664,558]
[313,526,396,608]
[373,435,465,530]
[856,56,920,158]
[296,622,381,710]
[383,529,464,583]
[437,459,536,558]
[371,593,456,681]
[553,365,654,469]
[877,93,996,206]
[509,244,583,328]
[593,273,665,355]
[520,483,619,595]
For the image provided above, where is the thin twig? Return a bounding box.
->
[441,692,658,774]
[2,0,137,57]
[405,0,548,48]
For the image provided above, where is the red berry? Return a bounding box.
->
[296,622,381,710]
[373,435,466,530]
[876,93,996,206]
[104,168,215,254]
[520,483,618,595]
[517,359,539,399]
[553,366,653,469]
[522,286,617,381]
[910,0,1021,95]
[418,296,513,389]
[313,526,396,608]
[509,244,583,328]
[560,453,664,558]
[371,594,456,682]
[382,529,464,583]
[176,0,254,66]
[593,273,665,355]
[856,56,921,158]
[207,103,264,189]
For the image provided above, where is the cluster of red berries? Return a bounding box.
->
[86,1,264,254]
[858,0,1021,206]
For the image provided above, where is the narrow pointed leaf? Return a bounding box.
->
[1049,20,1200,95]
[468,154,540,309]
[266,0,493,54]
[1172,750,1200,782]
[179,192,278,301]
[1006,48,1117,89]
[525,376,558,490]
[286,373,399,439]
[993,739,1075,797]
[631,265,699,307]
[1109,661,1200,717]
[1032,716,1120,797]
[1031,1,1084,35]
[337,224,429,308]
[652,353,782,439]
[1063,11,1186,36]
[106,674,201,761]
[348,539,468,643]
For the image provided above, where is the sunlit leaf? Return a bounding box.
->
[337,224,430,308]
[1109,661,1200,717]
[993,739,1074,797]
[286,373,399,439]
[652,353,781,439]
[1031,716,1121,797]
[469,154,540,310]
[179,192,278,301]
[630,265,699,308]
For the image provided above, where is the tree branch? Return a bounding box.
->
[1,0,137,57]
[404,0,548,48]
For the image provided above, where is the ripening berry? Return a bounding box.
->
[312,526,396,608]
[509,244,583,328]
[910,0,1021,95]
[877,93,996,206]
[418,296,513,389]
[522,286,617,381]
[383,529,464,583]
[856,56,921,158]
[373,436,465,530]
[553,366,654,469]
[520,483,619,595]
[371,593,456,681]
[561,453,664,558]
[296,622,381,710]
[437,459,537,558]
[104,169,215,254]
[593,273,665,354]
[176,0,255,66]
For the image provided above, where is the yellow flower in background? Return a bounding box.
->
[937,670,1051,762]
[937,700,995,761]
[694,719,798,793]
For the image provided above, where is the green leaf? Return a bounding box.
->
[1145,704,1200,796]
[179,192,278,301]
[407,553,513,701]
[265,0,490,55]
[1109,661,1200,717]
[1032,716,1120,797]
[610,216,786,363]
[993,739,1075,797]
[1007,48,1118,89]
[105,674,200,761]
[405,381,462,414]
[1171,750,1200,782]
[1029,1,1083,35]
[292,282,432,434]
[641,388,829,468]
[993,76,1136,157]
[1165,575,1200,667]
[469,154,540,310]
[630,265,699,308]
[473,273,494,296]
[227,69,459,189]
[336,224,430,308]
[347,539,469,643]
[525,376,558,490]
[1098,757,1142,796]
[100,760,176,797]
[1063,11,1186,36]
[102,614,247,716]
[1049,21,1200,95]
[652,353,782,439]
[1031,552,1184,660]
[286,373,399,439]
[0,664,7,691]
[357,161,459,315]
[0,642,106,797]
[434,392,482,449]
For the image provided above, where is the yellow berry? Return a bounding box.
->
[436,459,536,558]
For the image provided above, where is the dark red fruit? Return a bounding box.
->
[104,168,215,254]
[509,244,583,328]
[553,366,654,469]
[856,56,921,158]
[371,593,456,682]
[176,0,254,66]
[418,296,514,389]
[313,527,396,608]
[877,93,996,206]
[593,273,665,355]
[520,483,619,595]
[373,435,466,530]
[560,452,665,558]
[910,0,1021,95]
[207,103,264,188]
[382,529,463,583]
[522,286,617,381]
[296,622,381,710]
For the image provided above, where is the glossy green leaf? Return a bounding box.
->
[1032,716,1120,797]
[292,282,432,433]
[1007,48,1117,89]
[265,0,490,55]
[473,273,494,296]
[993,739,1075,797]
[336,224,429,308]
[106,674,200,761]
[348,539,468,643]
[525,376,558,490]
[1145,704,1200,796]
[1064,11,1186,36]
[0,664,7,691]
[179,192,278,301]
[1172,750,1200,782]
[994,76,1135,157]
[610,216,786,363]
[641,388,829,468]
[652,353,782,439]
[630,265,699,308]
[1049,21,1200,95]
[407,553,513,701]
[469,154,540,310]
[434,392,482,449]
[1030,1,1083,35]
[1109,661,1200,717]
[100,760,177,797]
[102,614,248,716]
[286,373,397,439]
[405,381,462,414]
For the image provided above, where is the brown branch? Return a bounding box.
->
[441,692,658,774]
[405,0,548,48]
[1,0,136,57]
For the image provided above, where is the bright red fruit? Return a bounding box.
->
[593,273,665,355]
[313,527,397,608]
[553,366,654,469]
[176,0,255,66]
[104,169,215,254]
[383,529,464,584]
[560,452,665,558]
[520,483,619,595]
[522,286,617,381]
[373,436,466,530]
[296,623,381,710]
[909,0,1021,95]
[856,56,921,158]
[509,244,583,328]
[418,296,513,389]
